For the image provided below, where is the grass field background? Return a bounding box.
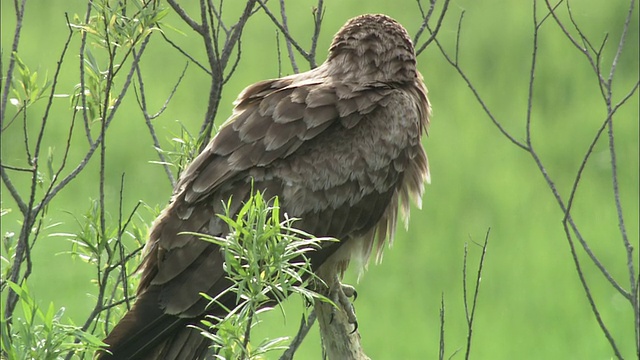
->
[1,0,638,358]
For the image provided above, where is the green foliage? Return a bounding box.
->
[70,0,167,49]
[1,215,16,287]
[1,1,175,359]
[68,0,168,124]
[151,122,208,176]
[0,282,104,360]
[0,198,147,359]
[53,199,146,268]
[9,52,52,110]
[193,191,335,359]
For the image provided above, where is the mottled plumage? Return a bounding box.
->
[99,14,430,359]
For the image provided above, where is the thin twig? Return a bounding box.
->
[414,0,436,45]
[98,2,118,260]
[78,4,95,145]
[166,0,204,34]
[196,0,222,145]
[257,0,312,64]
[278,0,298,73]
[525,0,540,148]
[415,0,451,56]
[603,1,639,352]
[308,0,324,69]
[463,229,489,360]
[134,60,188,187]
[159,30,212,75]
[430,30,529,151]
[544,0,607,91]
[0,168,28,215]
[562,222,623,359]
[0,0,28,128]
[275,30,283,77]
[223,37,243,84]
[279,311,317,360]
[219,0,258,70]
[22,104,31,164]
[438,293,445,360]
[117,174,130,311]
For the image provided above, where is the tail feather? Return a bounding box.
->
[161,326,210,360]
[96,286,210,359]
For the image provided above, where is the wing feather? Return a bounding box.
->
[264,120,307,150]
[236,111,271,142]
[303,105,338,126]
[159,246,223,315]
[273,95,306,123]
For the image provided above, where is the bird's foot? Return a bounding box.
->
[329,282,358,333]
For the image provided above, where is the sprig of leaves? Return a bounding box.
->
[1,281,105,360]
[187,191,335,359]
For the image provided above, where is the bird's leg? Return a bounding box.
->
[314,270,369,359]
[329,275,358,332]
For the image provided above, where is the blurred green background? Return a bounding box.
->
[1,0,638,359]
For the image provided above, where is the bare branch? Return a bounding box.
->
[195,0,221,144]
[523,2,634,305]
[414,0,451,56]
[279,311,317,360]
[0,0,27,128]
[543,0,607,91]
[222,37,244,84]
[166,0,204,34]
[0,167,28,215]
[278,0,298,73]
[608,0,636,88]
[275,30,283,77]
[525,0,541,148]
[308,0,325,68]
[21,106,31,164]
[414,0,436,44]
[462,229,489,360]
[603,6,639,350]
[134,60,189,188]
[78,3,95,146]
[562,221,624,359]
[159,30,212,75]
[257,0,312,65]
[438,293,445,360]
[208,0,230,36]
[430,31,529,151]
[219,0,257,69]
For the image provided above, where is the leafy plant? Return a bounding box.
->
[192,191,335,359]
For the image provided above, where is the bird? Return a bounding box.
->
[98,13,431,359]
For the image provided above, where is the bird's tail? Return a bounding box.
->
[95,287,211,360]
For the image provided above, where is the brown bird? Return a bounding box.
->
[99,13,430,359]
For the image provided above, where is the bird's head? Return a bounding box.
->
[326,14,418,84]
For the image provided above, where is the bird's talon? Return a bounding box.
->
[328,280,359,331]
[350,321,359,334]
